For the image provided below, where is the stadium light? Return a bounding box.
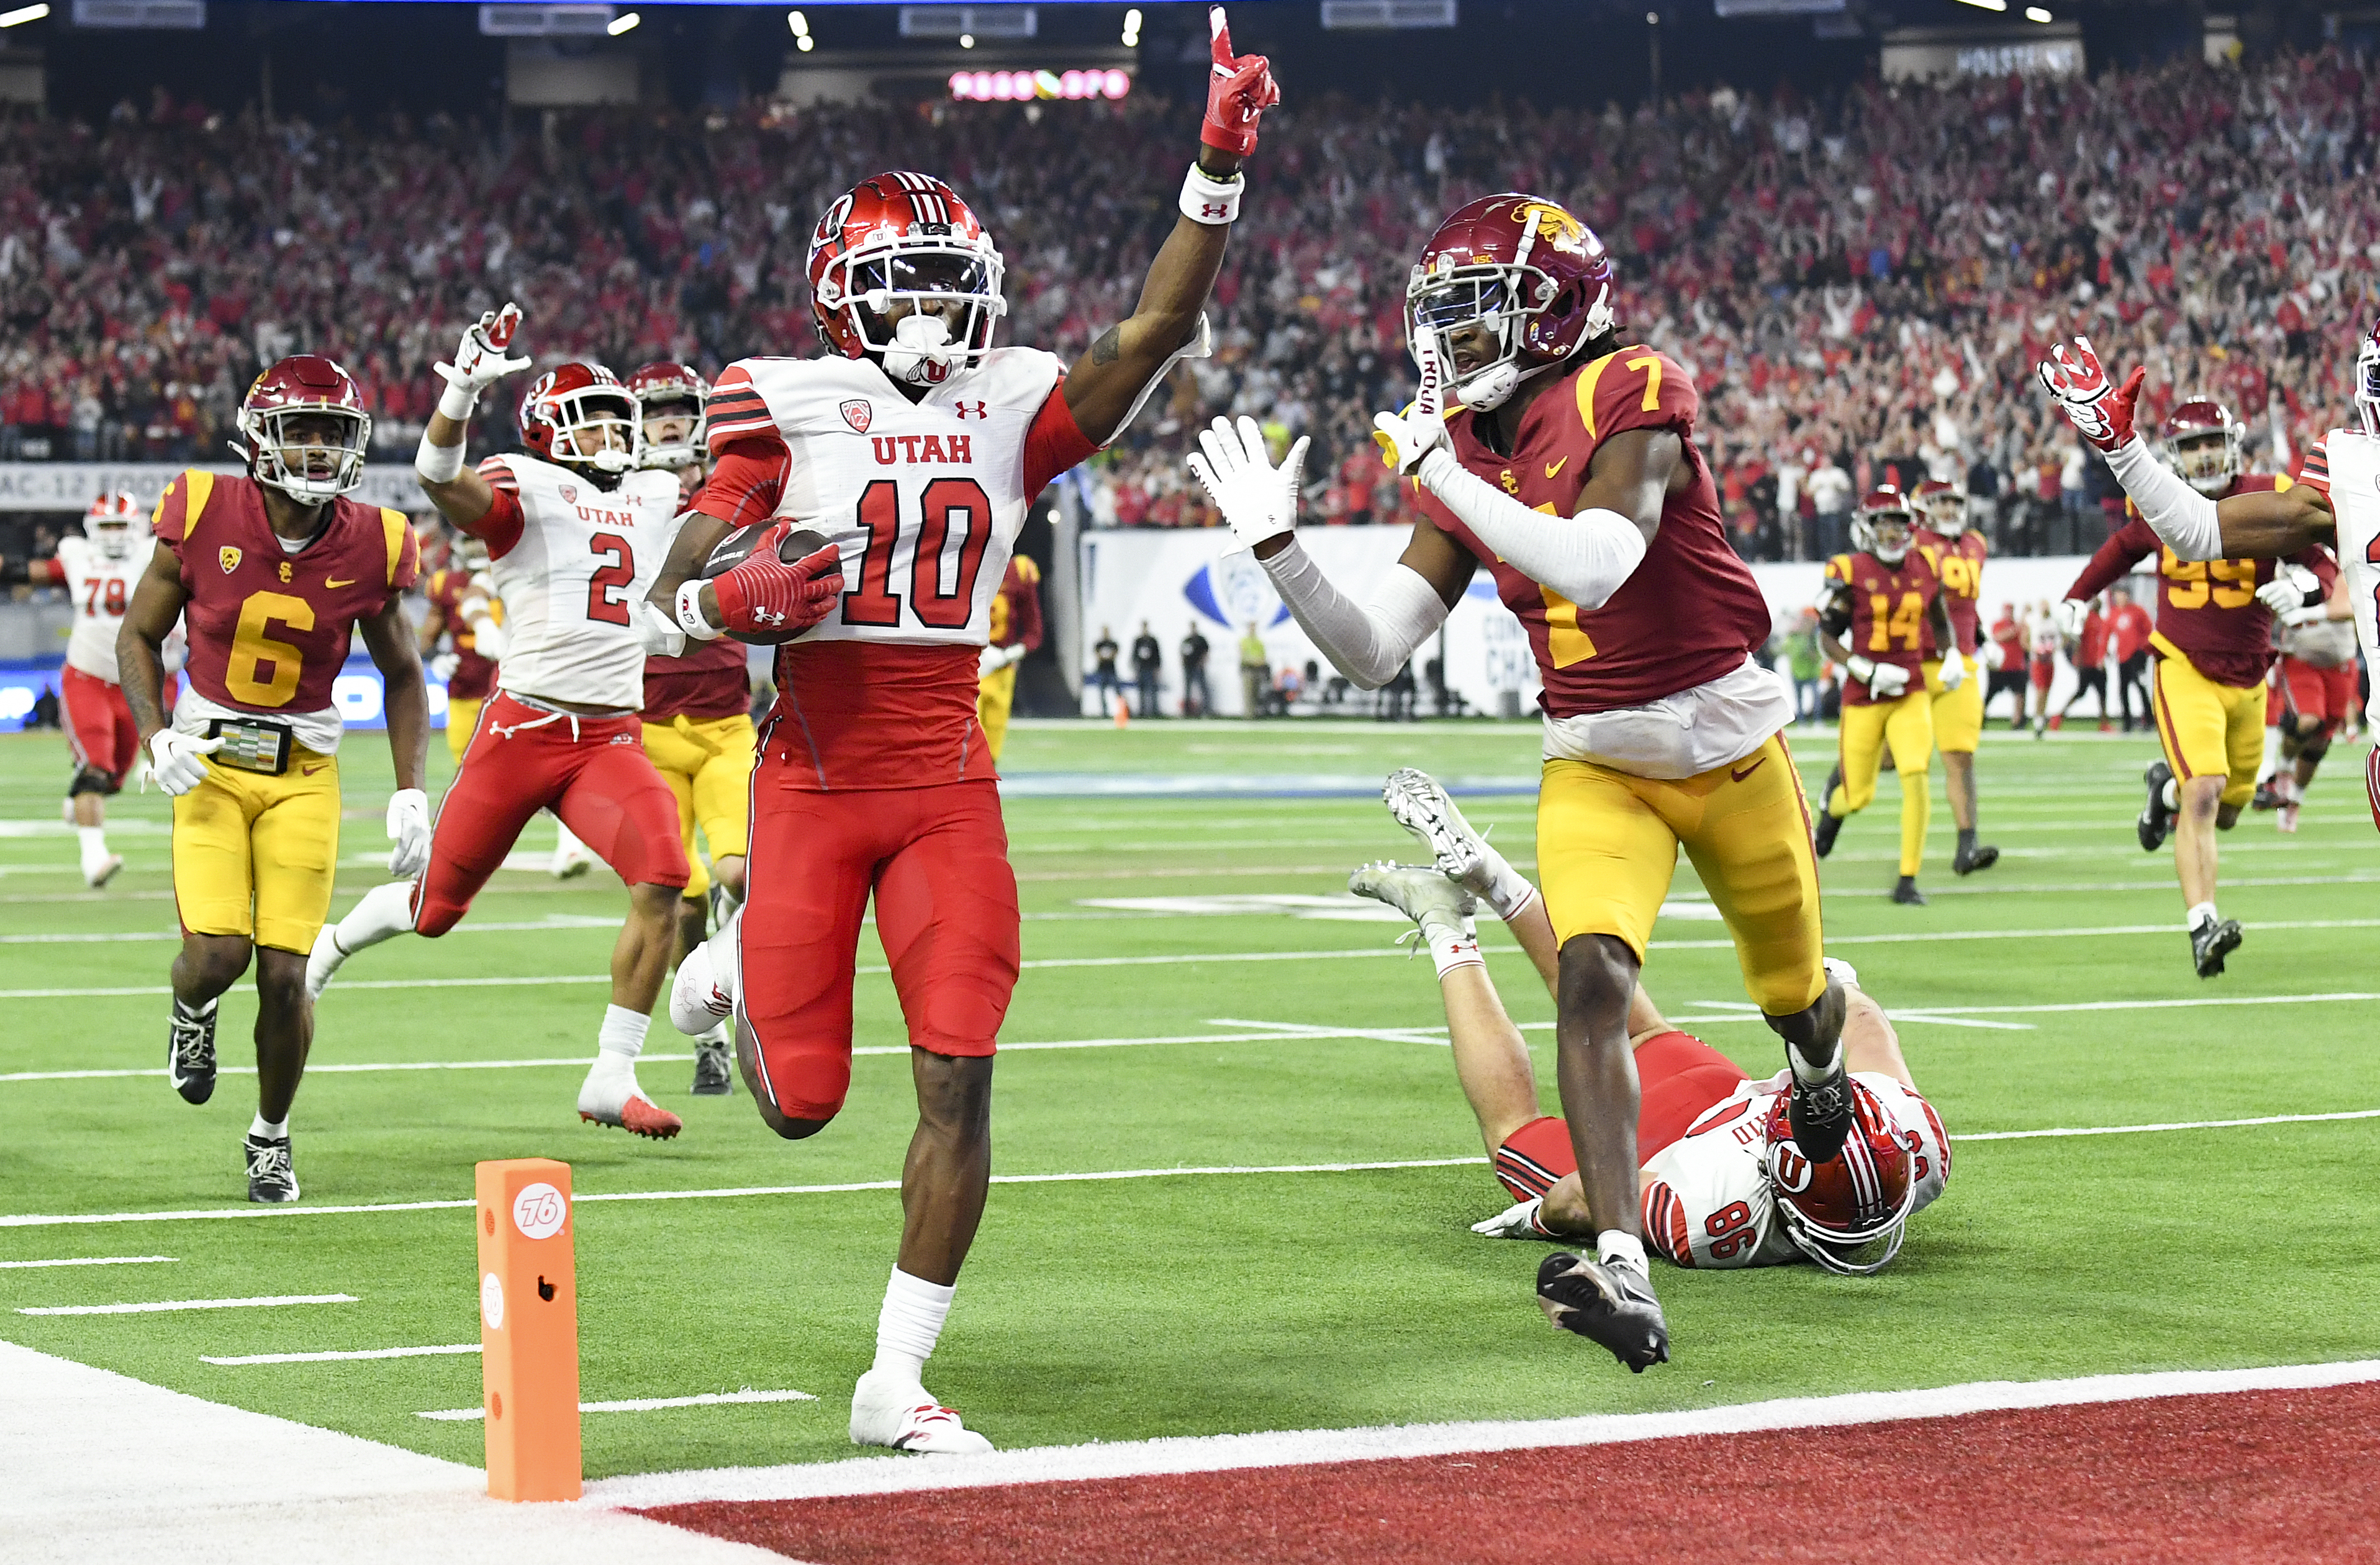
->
[959,30,973,45]
[2024,4,2050,17]
[1121,5,1139,45]
[786,7,805,32]
[1953,0,2008,9]
[797,32,813,48]
[605,7,638,31]
[0,2,50,25]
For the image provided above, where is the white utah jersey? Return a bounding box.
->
[1640,1070,1949,1270]
[479,452,681,711]
[57,534,153,682]
[705,348,1077,648]
[2307,429,2380,725]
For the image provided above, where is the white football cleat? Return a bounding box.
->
[1822,955,1860,992]
[1382,767,1498,896]
[576,1065,682,1139]
[1471,1196,1551,1240]
[669,908,740,1036]
[1347,860,1476,932]
[84,853,125,888]
[304,926,348,1003]
[850,1368,993,1455]
[550,821,594,880]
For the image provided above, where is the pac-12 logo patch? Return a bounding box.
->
[841,399,874,434]
[219,546,242,574]
[558,484,579,505]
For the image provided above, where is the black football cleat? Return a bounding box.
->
[2138,761,2175,852]
[1890,875,1927,906]
[1952,841,1999,876]
[1536,1253,1668,1373]
[2191,917,2243,979]
[690,1033,735,1097]
[2250,779,2281,812]
[244,1133,299,1204]
[168,999,218,1106]
[1788,1062,1855,1163]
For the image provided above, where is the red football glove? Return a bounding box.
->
[708,525,844,638]
[1201,6,1280,157]
[2037,336,2145,453]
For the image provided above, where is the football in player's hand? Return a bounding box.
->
[701,523,838,644]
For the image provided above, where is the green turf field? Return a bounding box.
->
[2,718,2377,1479]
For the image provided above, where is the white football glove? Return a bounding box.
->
[386,788,433,880]
[1470,1197,1549,1240]
[1185,414,1308,556]
[1937,649,1966,690]
[633,598,685,659]
[976,642,1028,678]
[144,728,222,795]
[2281,603,2332,628]
[2052,597,2090,640]
[1845,656,1909,700]
[2255,574,2313,616]
[432,302,532,416]
[428,651,459,683]
[466,615,506,662]
[1370,333,1450,478]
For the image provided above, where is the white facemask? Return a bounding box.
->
[882,313,959,387]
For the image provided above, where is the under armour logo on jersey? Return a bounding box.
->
[952,400,988,421]
[840,399,873,434]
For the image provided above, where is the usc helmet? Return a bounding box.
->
[1762,1081,1920,1276]
[2161,397,2243,497]
[2356,317,2380,437]
[1850,485,1916,564]
[237,354,372,503]
[625,361,709,471]
[807,171,1005,388]
[1407,193,1618,413]
[83,490,147,562]
[518,363,640,476]
[1912,479,1965,539]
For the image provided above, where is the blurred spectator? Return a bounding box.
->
[1784,606,1824,722]
[2108,584,2155,732]
[1238,622,1269,718]
[1985,601,2030,727]
[1179,621,1211,717]
[2058,596,2114,730]
[1090,626,1120,717]
[1131,621,1162,718]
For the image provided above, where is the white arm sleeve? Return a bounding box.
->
[2106,435,2224,562]
[1259,543,1451,690]
[1414,449,1648,608]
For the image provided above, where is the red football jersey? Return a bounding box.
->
[153,471,419,716]
[423,567,499,701]
[644,636,751,722]
[2069,475,2335,688]
[1413,345,1770,716]
[1916,531,1988,657]
[1824,547,1941,707]
[988,554,1043,652]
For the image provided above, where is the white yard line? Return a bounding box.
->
[17,1293,356,1315]
[0,1255,173,1268]
[417,1388,818,1421]
[0,917,618,945]
[587,1357,2380,1507]
[1961,1107,2380,1140]
[203,1344,482,1366]
[0,1055,694,1085]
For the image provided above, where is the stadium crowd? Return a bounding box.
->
[5,47,2380,557]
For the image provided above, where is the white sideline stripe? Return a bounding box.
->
[203,1344,481,1366]
[1654,916,2380,952]
[17,1293,356,1315]
[0,1055,695,1085]
[0,1255,174,1269]
[1961,1107,2380,1140]
[0,917,619,945]
[587,1357,2380,1507]
[419,1388,817,1421]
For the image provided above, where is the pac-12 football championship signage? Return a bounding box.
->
[0,464,428,513]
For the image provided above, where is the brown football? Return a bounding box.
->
[700,524,838,646]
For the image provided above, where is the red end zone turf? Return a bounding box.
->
[640,1381,2380,1565]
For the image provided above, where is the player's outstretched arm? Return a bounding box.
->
[416,304,531,530]
[358,597,429,796]
[1061,6,1276,446]
[117,543,187,745]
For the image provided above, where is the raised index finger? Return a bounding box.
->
[1209,4,1233,66]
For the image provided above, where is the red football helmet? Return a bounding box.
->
[1406,193,1618,413]
[238,354,371,503]
[807,171,1005,388]
[625,361,708,471]
[518,363,640,475]
[1911,479,1965,539]
[2160,397,2242,497]
[1762,1080,1919,1276]
[1851,485,1916,564]
[82,490,147,561]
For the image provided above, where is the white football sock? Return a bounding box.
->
[2259,726,2283,782]
[1597,1230,1648,1276]
[2187,900,2219,931]
[330,882,417,958]
[1418,909,1483,979]
[76,826,109,877]
[249,1112,288,1140]
[595,1003,650,1075]
[1473,849,1537,925]
[871,1267,955,1383]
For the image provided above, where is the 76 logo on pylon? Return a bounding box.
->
[512,1181,568,1240]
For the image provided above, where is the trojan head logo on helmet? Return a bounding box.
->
[1912,479,1966,539]
[1760,1081,1919,1276]
[237,354,373,503]
[808,172,1007,389]
[1851,485,1916,564]
[626,361,710,471]
[1406,193,1618,413]
[518,363,641,479]
[83,490,147,563]
[2161,397,2243,498]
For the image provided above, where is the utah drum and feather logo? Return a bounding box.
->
[840,399,874,435]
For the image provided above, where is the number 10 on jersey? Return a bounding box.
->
[841,478,994,630]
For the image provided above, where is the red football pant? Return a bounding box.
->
[61,665,173,788]
[737,775,1020,1124]
[412,692,689,936]
[2280,656,2357,739]
[1491,1030,1747,1201]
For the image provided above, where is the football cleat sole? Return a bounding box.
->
[1347,860,1477,930]
[2139,761,2174,852]
[1380,768,1489,889]
[689,1037,735,1097]
[2192,918,2244,979]
[1535,1253,1669,1373]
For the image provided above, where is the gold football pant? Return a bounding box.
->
[1830,690,1934,877]
[443,697,482,767]
[2151,652,2264,810]
[977,662,1019,764]
[1536,732,1826,1017]
[1922,655,1983,754]
[171,747,342,954]
[642,713,758,903]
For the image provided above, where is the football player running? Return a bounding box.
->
[976,554,1044,764]
[1812,486,1960,904]
[628,360,754,1095]
[1190,195,1855,1373]
[645,7,1277,1453]
[1911,479,1999,874]
[2,492,184,886]
[2038,350,2338,976]
[118,357,431,1203]
[308,309,694,1137]
[2266,566,2359,833]
[417,533,505,767]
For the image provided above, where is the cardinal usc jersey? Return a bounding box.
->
[1414,346,1771,716]
[694,348,1096,789]
[1640,1071,1950,1270]
[1917,531,1988,657]
[152,471,417,752]
[1822,548,1942,706]
[475,453,681,711]
[2070,477,2335,689]
[423,566,501,701]
[988,554,1044,651]
[55,534,162,683]
[2292,433,2380,726]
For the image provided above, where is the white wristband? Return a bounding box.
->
[1847,655,1877,683]
[674,580,723,641]
[436,379,481,423]
[1180,163,1244,226]
[414,431,465,485]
